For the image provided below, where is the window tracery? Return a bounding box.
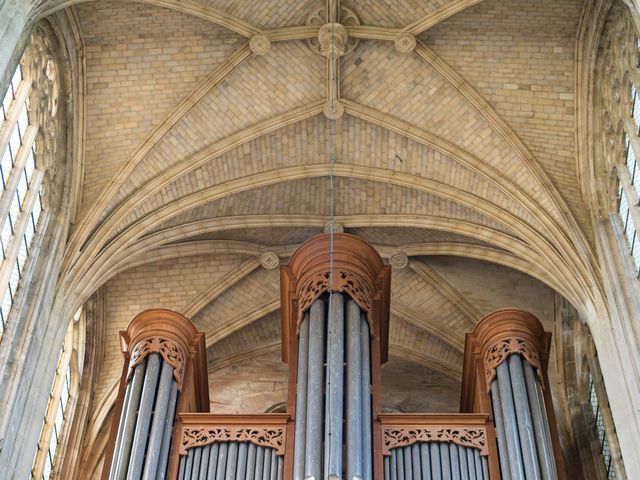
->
[0,39,50,342]
[596,3,640,283]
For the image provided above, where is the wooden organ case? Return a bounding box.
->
[102,233,566,479]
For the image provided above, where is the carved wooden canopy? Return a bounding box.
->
[460,309,551,411]
[121,309,209,406]
[280,233,391,363]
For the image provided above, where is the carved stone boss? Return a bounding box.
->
[382,426,488,456]
[179,425,286,456]
[127,336,187,391]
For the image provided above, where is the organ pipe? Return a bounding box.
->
[303,299,325,480]
[361,317,373,480]
[292,313,309,480]
[325,293,344,479]
[346,298,363,480]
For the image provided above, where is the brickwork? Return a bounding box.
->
[207,311,281,365]
[152,176,511,235]
[424,256,555,326]
[392,267,470,343]
[198,0,312,29]
[194,266,279,335]
[209,351,289,414]
[105,41,324,217]
[346,0,453,27]
[78,1,243,216]
[349,227,494,248]
[426,0,590,240]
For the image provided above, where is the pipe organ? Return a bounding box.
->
[102,234,567,479]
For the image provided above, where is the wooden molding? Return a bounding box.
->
[280,232,391,364]
[379,413,492,456]
[177,413,289,455]
[460,308,567,480]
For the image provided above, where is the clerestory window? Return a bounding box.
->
[588,372,617,479]
[0,60,45,342]
[30,321,74,480]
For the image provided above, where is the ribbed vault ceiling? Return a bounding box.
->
[44,0,589,414]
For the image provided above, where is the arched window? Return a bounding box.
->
[32,324,72,479]
[30,308,83,480]
[588,371,618,479]
[0,54,45,342]
[614,44,640,278]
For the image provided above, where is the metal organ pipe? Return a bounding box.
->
[236,443,248,480]
[157,381,179,480]
[304,299,325,480]
[412,444,422,480]
[225,442,238,480]
[293,313,310,480]
[524,361,557,479]
[361,315,373,480]
[489,381,512,479]
[127,353,162,480]
[508,355,542,480]
[466,449,477,480]
[262,444,271,480]
[192,446,203,480]
[255,445,264,480]
[269,449,278,480]
[109,371,133,480]
[346,298,363,480]
[109,350,182,480]
[111,358,147,480]
[198,445,211,480]
[496,361,526,479]
[440,443,451,480]
[141,361,176,480]
[490,353,559,480]
[325,293,345,479]
[216,442,229,480]
[247,443,257,479]
[449,444,461,480]
[420,444,431,480]
[207,443,220,479]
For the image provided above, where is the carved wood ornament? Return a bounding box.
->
[179,425,286,455]
[382,426,488,456]
[127,336,186,390]
[296,269,374,322]
[280,233,391,364]
[483,337,544,389]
